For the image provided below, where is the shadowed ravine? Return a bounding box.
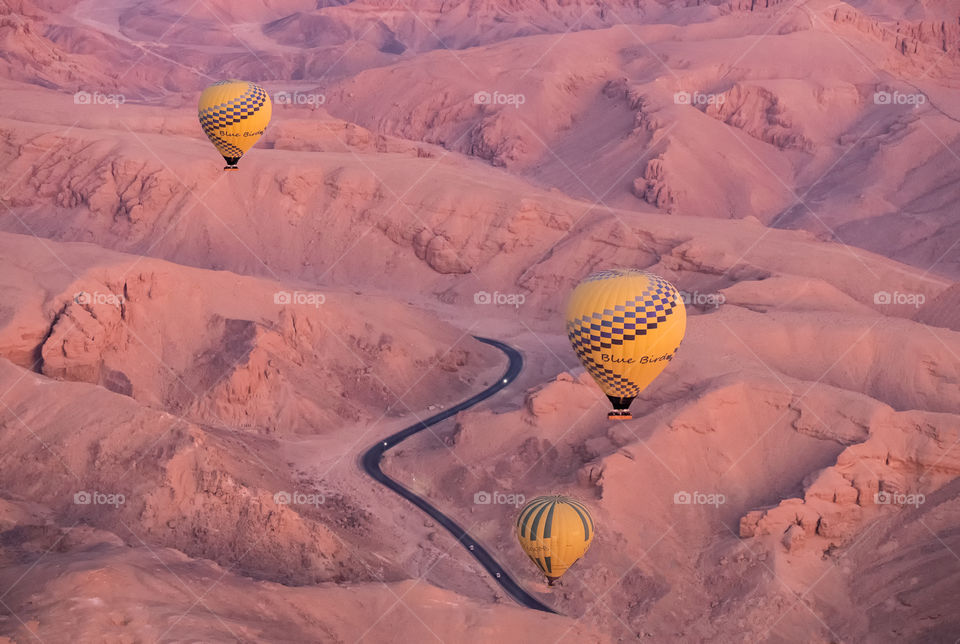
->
[360,336,558,614]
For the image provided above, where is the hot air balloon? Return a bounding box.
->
[198,80,272,170]
[516,495,594,585]
[566,268,686,420]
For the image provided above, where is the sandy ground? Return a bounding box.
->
[0,0,959,642]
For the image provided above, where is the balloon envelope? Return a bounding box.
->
[198,80,272,169]
[566,268,686,418]
[516,495,594,582]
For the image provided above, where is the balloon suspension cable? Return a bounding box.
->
[606,395,635,420]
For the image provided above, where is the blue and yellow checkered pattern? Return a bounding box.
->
[198,82,268,130]
[566,271,680,397]
[198,81,269,159]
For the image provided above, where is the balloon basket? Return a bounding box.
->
[223,166,239,171]
[608,410,632,420]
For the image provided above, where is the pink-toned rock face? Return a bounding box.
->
[0,1,959,642]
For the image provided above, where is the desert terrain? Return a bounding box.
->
[0,0,958,642]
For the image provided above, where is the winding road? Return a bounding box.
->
[360,336,557,614]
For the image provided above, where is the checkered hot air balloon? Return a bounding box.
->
[565,268,686,420]
[197,80,272,170]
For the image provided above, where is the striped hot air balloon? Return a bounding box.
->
[516,495,594,585]
[566,268,686,420]
[197,80,272,170]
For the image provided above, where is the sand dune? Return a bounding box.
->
[0,0,958,642]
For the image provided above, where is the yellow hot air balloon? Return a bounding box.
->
[516,495,594,585]
[566,268,686,420]
[198,80,272,170]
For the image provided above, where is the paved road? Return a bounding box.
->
[360,336,557,614]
